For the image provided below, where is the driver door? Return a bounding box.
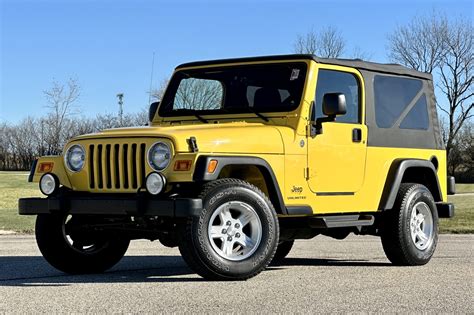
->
[307,68,367,195]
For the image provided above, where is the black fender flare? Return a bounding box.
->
[379,159,442,210]
[193,156,287,214]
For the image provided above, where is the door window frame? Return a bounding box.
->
[312,65,365,125]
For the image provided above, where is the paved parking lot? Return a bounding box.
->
[0,234,473,313]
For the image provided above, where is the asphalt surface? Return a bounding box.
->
[0,234,472,313]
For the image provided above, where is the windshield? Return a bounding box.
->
[159,62,308,118]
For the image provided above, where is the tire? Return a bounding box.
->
[381,183,439,266]
[271,240,294,264]
[179,178,279,280]
[35,214,130,274]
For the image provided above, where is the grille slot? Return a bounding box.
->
[105,144,112,189]
[88,142,146,191]
[89,145,95,188]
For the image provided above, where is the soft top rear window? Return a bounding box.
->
[159,62,308,117]
[374,75,424,128]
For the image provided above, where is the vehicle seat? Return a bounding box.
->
[253,87,282,110]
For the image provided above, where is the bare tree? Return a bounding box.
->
[43,78,81,154]
[351,46,373,60]
[150,79,170,102]
[132,109,149,126]
[388,12,448,73]
[12,117,39,169]
[294,26,345,58]
[294,28,318,55]
[174,78,223,110]
[0,122,9,169]
[388,13,473,175]
[443,120,474,177]
[437,19,474,160]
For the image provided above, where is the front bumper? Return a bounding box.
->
[19,195,202,217]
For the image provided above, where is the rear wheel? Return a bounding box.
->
[179,178,279,280]
[381,183,438,265]
[35,214,130,274]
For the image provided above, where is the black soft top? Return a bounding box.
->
[176,54,432,81]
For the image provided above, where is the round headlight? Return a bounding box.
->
[148,142,171,171]
[145,172,166,195]
[39,173,59,196]
[64,144,85,172]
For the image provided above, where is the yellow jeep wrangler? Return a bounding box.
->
[19,54,456,280]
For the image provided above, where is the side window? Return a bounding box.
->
[314,69,360,124]
[399,94,429,130]
[374,75,423,128]
[174,78,223,110]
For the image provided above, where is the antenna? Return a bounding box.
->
[148,52,155,105]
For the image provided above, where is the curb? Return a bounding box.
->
[0,230,18,235]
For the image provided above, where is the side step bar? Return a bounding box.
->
[310,214,375,229]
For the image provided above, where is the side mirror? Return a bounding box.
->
[322,93,346,117]
[309,93,347,137]
[149,101,160,123]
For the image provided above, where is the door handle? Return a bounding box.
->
[352,128,362,143]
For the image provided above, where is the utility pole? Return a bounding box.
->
[116,93,124,126]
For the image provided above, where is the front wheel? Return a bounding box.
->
[381,183,438,266]
[179,178,279,280]
[35,214,130,274]
[271,240,294,264]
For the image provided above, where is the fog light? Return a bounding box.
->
[145,172,166,195]
[39,173,59,196]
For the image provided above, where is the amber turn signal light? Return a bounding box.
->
[174,160,192,171]
[38,162,54,173]
[207,159,218,173]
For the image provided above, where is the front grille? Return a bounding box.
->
[88,143,146,191]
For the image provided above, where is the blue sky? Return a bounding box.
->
[0,0,472,123]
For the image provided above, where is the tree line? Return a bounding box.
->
[0,78,147,171]
[1,12,472,181]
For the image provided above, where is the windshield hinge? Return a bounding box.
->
[187,137,199,153]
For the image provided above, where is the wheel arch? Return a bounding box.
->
[379,159,442,210]
[193,156,287,214]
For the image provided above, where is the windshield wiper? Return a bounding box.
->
[249,108,269,122]
[173,109,208,123]
[193,113,208,123]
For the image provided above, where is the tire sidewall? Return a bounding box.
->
[400,186,439,263]
[36,213,129,273]
[192,183,278,277]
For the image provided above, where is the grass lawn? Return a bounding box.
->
[440,193,474,233]
[0,171,472,234]
[455,184,474,194]
[439,184,474,233]
[0,172,41,233]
